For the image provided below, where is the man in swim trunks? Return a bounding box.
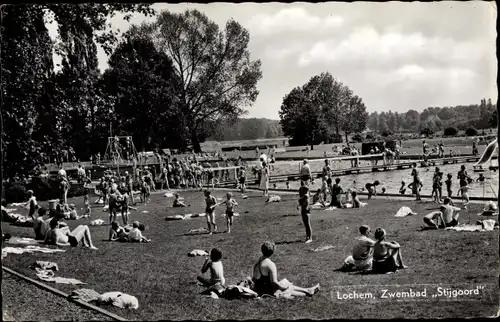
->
[204,190,218,234]
[351,225,376,271]
[300,159,313,187]
[424,197,461,228]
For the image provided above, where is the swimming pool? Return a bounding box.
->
[248,158,498,198]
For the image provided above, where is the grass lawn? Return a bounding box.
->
[2,190,498,320]
[2,272,111,321]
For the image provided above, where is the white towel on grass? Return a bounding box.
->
[97,292,139,310]
[188,249,209,256]
[395,206,417,217]
[90,219,105,226]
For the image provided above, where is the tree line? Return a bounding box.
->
[1,4,262,179]
[368,98,497,137]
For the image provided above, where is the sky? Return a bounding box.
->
[48,2,498,120]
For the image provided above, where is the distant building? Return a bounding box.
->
[201,137,290,153]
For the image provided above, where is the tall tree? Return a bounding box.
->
[340,94,368,142]
[1,5,55,177]
[367,112,379,135]
[130,9,263,152]
[101,36,185,151]
[280,72,367,147]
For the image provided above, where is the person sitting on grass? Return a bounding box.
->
[423,211,446,229]
[33,207,55,240]
[372,228,407,274]
[197,248,226,292]
[173,193,187,208]
[128,221,151,243]
[45,219,97,250]
[351,225,376,271]
[251,241,320,297]
[109,221,129,242]
[68,204,83,220]
[423,197,461,229]
[312,189,326,207]
[330,178,345,208]
[365,180,380,200]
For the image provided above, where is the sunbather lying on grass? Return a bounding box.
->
[45,219,97,250]
[250,241,320,297]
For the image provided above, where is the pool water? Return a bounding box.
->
[248,159,498,198]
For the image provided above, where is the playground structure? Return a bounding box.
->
[103,136,138,165]
[473,138,498,172]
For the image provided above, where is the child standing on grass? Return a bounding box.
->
[222,192,238,233]
[365,180,380,200]
[239,167,247,194]
[445,173,453,198]
[197,248,225,289]
[297,181,312,243]
[204,190,218,234]
[83,195,91,218]
[351,191,361,208]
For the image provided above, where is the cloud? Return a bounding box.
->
[297,26,489,70]
[247,7,344,36]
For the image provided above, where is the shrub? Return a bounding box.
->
[420,127,434,137]
[351,134,364,142]
[381,131,393,137]
[465,127,478,136]
[365,133,375,141]
[443,127,458,137]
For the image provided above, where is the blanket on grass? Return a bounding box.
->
[445,220,498,232]
[2,246,66,259]
[395,206,417,217]
[35,269,85,285]
[6,237,41,245]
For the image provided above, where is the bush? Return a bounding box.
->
[351,134,364,142]
[365,133,375,141]
[465,127,478,136]
[443,127,458,137]
[420,127,434,137]
[381,131,393,137]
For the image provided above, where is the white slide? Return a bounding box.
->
[474,138,498,166]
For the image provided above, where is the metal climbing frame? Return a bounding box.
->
[103,136,138,165]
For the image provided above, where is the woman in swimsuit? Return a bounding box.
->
[45,219,97,249]
[372,228,406,274]
[109,221,129,242]
[251,242,319,297]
